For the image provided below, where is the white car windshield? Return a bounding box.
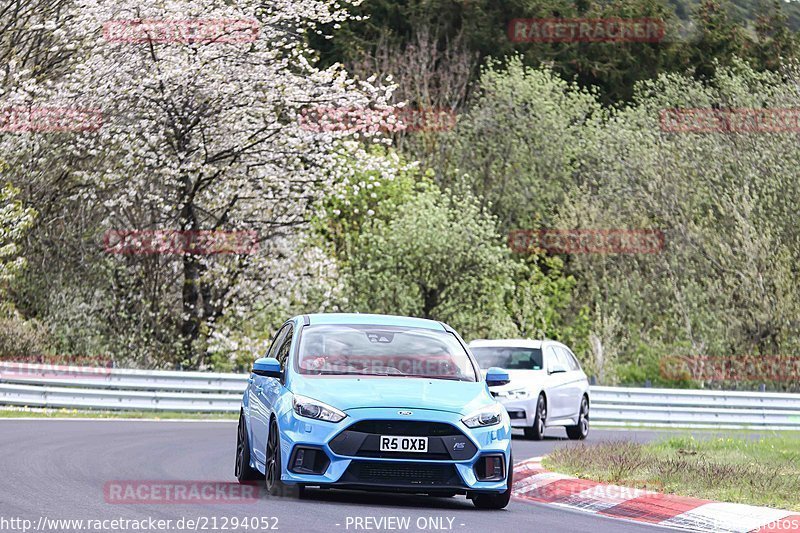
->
[471,347,544,370]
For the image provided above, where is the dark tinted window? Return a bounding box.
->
[275,325,293,369]
[471,347,543,370]
[266,323,290,359]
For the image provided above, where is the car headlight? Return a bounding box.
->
[461,403,506,428]
[292,394,347,423]
[495,388,531,400]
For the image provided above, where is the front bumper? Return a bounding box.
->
[491,395,537,428]
[275,407,512,494]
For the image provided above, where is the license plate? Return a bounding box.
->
[379,435,428,453]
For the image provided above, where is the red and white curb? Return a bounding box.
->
[512,457,800,532]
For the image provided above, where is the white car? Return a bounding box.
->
[468,339,590,440]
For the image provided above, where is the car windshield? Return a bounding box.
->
[295,324,478,381]
[471,347,544,370]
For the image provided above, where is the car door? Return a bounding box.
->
[555,346,586,420]
[250,323,289,463]
[543,345,571,420]
[261,325,292,414]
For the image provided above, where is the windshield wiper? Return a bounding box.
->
[401,374,471,381]
[309,370,391,376]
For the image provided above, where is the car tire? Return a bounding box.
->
[524,394,546,441]
[566,396,589,440]
[471,453,513,510]
[235,413,261,482]
[264,419,304,498]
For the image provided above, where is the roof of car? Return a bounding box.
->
[468,338,548,349]
[302,313,447,331]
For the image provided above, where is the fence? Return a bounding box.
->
[1,362,799,428]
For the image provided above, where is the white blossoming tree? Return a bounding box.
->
[3,0,400,367]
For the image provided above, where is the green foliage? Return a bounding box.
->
[0,183,36,287]
[690,0,751,79]
[314,148,428,260]
[5,0,800,388]
[437,57,602,230]
[547,436,800,511]
[752,0,800,71]
[0,181,46,359]
[0,314,52,359]
[342,184,518,339]
[313,0,800,105]
[312,147,586,346]
[506,254,592,365]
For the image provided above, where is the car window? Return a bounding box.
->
[275,325,293,370]
[555,347,575,371]
[544,346,561,372]
[563,348,581,371]
[266,323,290,359]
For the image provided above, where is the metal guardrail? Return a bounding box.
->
[1,362,799,428]
[0,383,241,412]
[0,362,247,392]
[589,386,800,430]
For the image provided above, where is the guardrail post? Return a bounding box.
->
[759,384,766,392]
[645,379,652,388]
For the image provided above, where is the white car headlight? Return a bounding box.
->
[461,402,506,428]
[292,394,347,423]
[496,388,531,400]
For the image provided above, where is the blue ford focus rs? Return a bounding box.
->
[235,313,514,509]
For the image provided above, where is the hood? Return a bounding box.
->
[481,368,547,393]
[289,376,491,415]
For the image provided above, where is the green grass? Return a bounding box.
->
[543,434,800,511]
[0,407,237,420]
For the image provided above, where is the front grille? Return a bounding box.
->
[341,461,462,487]
[345,420,461,436]
[329,419,477,461]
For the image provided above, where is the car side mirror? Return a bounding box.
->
[253,357,282,379]
[486,367,510,387]
[548,365,567,375]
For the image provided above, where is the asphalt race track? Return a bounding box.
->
[0,420,689,533]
